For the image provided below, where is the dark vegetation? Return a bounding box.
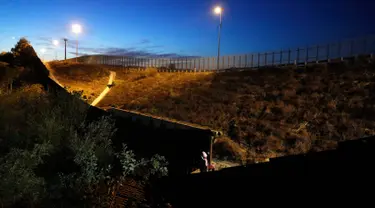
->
[0,39,168,207]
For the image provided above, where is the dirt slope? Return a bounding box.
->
[47,59,375,161]
[47,61,111,103]
[101,60,375,159]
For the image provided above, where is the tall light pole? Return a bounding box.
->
[53,40,59,60]
[63,38,68,60]
[72,24,82,63]
[214,6,223,70]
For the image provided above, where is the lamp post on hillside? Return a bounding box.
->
[214,6,223,71]
[72,24,82,63]
[53,40,59,60]
[63,38,68,60]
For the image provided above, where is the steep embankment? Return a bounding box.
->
[47,61,111,103]
[100,60,375,160]
[46,59,375,162]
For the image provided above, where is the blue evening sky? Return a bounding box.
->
[0,0,373,60]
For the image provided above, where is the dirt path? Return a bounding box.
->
[91,71,116,107]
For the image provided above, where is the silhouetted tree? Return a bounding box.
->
[10,38,49,87]
[11,38,37,67]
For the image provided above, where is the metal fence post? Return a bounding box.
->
[279,50,282,65]
[296,48,300,65]
[239,56,241,68]
[251,54,254,68]
[272,52,275,66]
[288,49,291,65]
[265,52,267,66]
[227,56,230,68]
[233,56,236,68]
[257,53,260,67]
[206,57,209,70]
[245,55,248,67]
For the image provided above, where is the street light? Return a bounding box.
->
[72,23,82,63]
[214,6,223,70]
[53,40,59,60]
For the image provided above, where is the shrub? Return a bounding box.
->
[0,85,168,207]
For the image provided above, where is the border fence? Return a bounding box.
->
[74,35,375,71]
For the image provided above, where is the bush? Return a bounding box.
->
[0,85,168,207]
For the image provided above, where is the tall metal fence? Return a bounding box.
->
[75,35,375,71]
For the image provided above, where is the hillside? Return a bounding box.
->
[49,58,375,161]
[47,61,111,103]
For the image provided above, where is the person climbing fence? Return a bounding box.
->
[200,151,215,172]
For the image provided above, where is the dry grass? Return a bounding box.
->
[213,137,247,162]
[48,59,375,161]
[46,61,111,103]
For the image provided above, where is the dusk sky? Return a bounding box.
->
[0,0,374,60]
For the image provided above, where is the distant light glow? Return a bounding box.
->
[40,48,46,53]
[53,40,59,46]
[72,24,82,34]
[214,6,222,14]
[11,37,15,40]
